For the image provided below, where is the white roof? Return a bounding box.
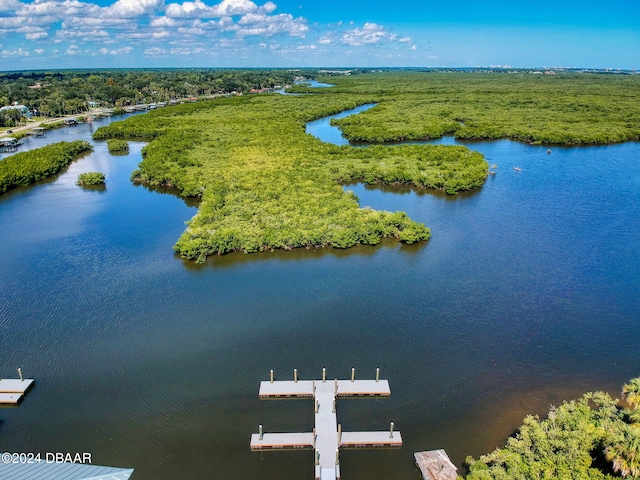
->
[0,460,134,480]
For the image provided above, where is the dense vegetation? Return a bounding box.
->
[76,172,105,185]
[465,377,640,479]
[106,139,129,153]
[91,70,638,260]
[317,72,640,145]
[0,140,92,194]
[94,92,487,261]
[0,69,313,117]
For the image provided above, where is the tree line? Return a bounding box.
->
[0,69,320,118]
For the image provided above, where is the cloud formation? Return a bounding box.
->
[0,0,416,65]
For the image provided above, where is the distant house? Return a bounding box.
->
[0,104,32,119]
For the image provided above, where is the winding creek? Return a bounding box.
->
[1,107,639,479]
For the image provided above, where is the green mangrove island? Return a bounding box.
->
[91,71,638,261]
[0,140,92,194]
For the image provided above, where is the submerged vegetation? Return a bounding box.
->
[76,172,105,185]
[466,377,640,479]
[0,140,92,194]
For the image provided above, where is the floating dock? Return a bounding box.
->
[251,368,401,480]
[414,450,458,480]
[0,375,34,404]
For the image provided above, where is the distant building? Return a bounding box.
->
[0,104,32,119]
[0,461,134,480]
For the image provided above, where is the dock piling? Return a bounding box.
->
[322,368,326,383]
[315,449,319,466]
[294,369,298,383]
[335,449,339,465]
[351,368,355,382]
[338,424,342,445]
[389,422,394,438]
[18,368,23,381]
[314,398,318,413]
[270,369,274,383]
[334,378,338,395]
[376,368,380,382]
[259,424,263,440]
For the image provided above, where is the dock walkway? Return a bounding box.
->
[251,369,401,480]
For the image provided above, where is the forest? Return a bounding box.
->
[0,69,313,118]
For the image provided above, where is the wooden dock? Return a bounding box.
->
[414,450,458,480]
[0,378,34,404]
[252,369,401,480]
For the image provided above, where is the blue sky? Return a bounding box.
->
[0,0,638,70]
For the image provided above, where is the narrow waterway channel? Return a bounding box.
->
[0,105,639,480]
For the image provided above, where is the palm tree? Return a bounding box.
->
[606,425,640,477]
[623,378,640,409]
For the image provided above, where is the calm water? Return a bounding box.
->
[0,109,639,480]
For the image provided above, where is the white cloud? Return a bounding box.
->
[0,0,21,13]
[0,18,25,29]
[0,47,30,57]
[107,0,164,18]
[235,12,307,37]
[34,48,44,54]
[66,44,80,55]
[17,0,99,19]
[99,46,134,55]
[342,23,396,47]
[214,0,259,16]
[170,46,204,54]
[177,26,205,35]
[25,31,48,40]
[165,0,211,19]
[57,28,111,41]
[398,37,412,43]
[144,46,166,55]
[165,0,263,19]
[62,16,131,27]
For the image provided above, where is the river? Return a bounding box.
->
[0,108,639,479]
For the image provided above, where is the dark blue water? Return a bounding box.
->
[0,109,639,479]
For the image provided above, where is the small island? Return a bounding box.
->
[106,139,129,153]
[76,172,105,185]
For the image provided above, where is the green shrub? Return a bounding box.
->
[76,172,105,185]
[106,139,129,153]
